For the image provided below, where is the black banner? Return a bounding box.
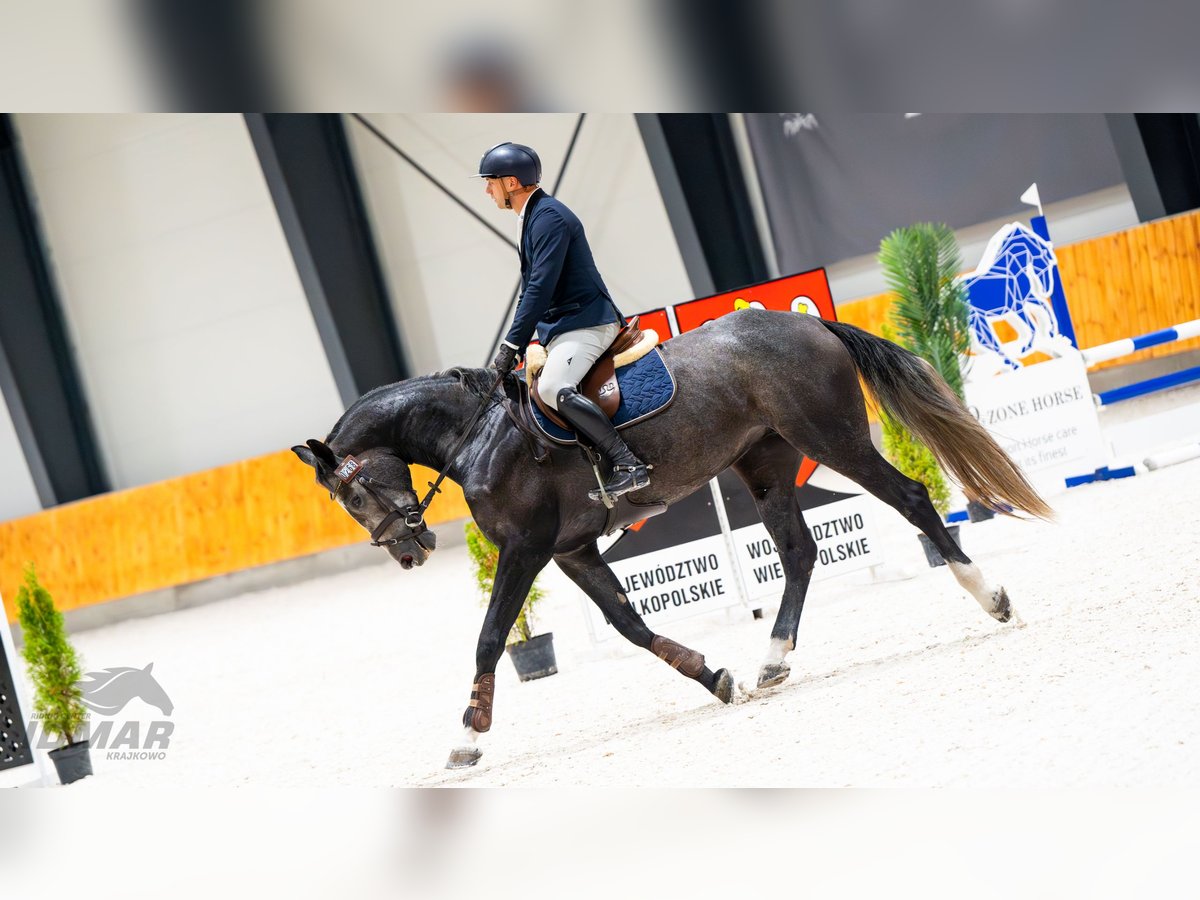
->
[745,114,1125,273]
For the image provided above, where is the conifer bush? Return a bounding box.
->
[464,521,546,645]
[16,566,87,747]
[881,414,951,516]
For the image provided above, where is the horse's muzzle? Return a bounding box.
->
[390,531,436,570]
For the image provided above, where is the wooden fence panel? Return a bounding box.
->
[840,209,1200,372]
[2,449,469,622]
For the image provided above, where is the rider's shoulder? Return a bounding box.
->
[528,195,575,230]
[539,194,584,227]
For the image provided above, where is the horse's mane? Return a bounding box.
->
[436,366,506,401]
[325,382,398,442]
[326,368,504,442]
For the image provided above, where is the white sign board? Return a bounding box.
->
[964,352,1106,494]
[584,534,741,641]
[730,494,885,602]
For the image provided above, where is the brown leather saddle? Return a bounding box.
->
[527,317,651,430]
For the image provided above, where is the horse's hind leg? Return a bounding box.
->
[766,360,1015,624]
[554,543,736,703]
[731,436,819,689]
[816,442,1014,623]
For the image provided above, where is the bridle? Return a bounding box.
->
[331,456,432,547]
[330,369,506,549]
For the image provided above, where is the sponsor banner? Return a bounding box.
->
[586,534,741,641]
[964,352,1106,493]
[672,268,836,334]
[731,495,884,603]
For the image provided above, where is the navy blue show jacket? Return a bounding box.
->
[504,190,622,350]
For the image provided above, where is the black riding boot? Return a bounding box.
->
[555,387,651,500]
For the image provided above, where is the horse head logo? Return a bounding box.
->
[78,663,174,717]
[959,223,1073,376]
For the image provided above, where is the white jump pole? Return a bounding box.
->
[1145,443,1200,471]
[1081,319,1200,367]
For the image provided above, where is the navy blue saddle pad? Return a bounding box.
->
[530,347,676,444]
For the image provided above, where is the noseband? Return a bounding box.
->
[332,456,434,548]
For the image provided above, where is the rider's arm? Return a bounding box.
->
[504,210,570,350]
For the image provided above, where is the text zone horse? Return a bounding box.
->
[293,310,1050,769]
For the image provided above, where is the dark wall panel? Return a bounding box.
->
[653,114,769,293]
[247,114,408,405]
[0,115,107,506]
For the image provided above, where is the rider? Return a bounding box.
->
[477,141,651,500]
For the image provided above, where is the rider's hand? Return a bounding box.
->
[492,344,518,374]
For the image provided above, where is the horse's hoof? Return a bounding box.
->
[445,747,482,769]
[990,587,1012,623]
[757,661,791,689]
[712,668,735,704]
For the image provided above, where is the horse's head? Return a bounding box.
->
[291,439,437,570]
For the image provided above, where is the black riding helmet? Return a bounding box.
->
[474,141,541,186]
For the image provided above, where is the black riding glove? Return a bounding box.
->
[492,344,519,374]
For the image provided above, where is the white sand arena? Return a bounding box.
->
[31,456,1200,788]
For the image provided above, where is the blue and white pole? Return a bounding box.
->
[1081,318,1200,367]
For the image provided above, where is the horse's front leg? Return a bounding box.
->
[554,542,736,703]
[446,543,553,770]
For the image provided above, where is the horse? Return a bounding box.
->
[292,309,1050,769]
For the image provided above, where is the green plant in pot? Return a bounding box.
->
[877,222,979,564]
[16,566,92,784]
[464,521,557,681]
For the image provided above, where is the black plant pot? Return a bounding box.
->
[49,740,93,784]
[966,500,996,523]
[918,525,962,568]
[507,632,558,682]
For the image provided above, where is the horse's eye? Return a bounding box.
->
[351,495,364,509]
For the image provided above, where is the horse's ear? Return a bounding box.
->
[143,662,153,673]
[306,439,339,470]
[293,440,338,472]
[293,441,340,490]
[292,444,321,471]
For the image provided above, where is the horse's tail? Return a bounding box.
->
[820,320,1053,519]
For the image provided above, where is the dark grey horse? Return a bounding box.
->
[293,310,1049,769]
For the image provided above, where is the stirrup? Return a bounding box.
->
[585,449,616,509]
[588,463,652,503]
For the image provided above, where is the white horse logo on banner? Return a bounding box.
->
[959,223,1075,377]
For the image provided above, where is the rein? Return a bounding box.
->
[334,370,506,548]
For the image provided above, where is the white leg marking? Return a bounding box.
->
[948,561,999,614]
[764,636,794,665]
[451,726,480,751]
